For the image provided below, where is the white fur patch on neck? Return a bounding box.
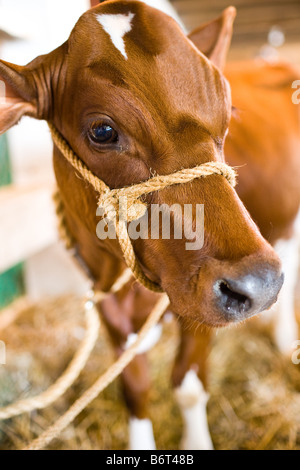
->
[96,12,135,60]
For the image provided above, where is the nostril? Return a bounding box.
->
[217,280,252,316]
[214,269,284,322]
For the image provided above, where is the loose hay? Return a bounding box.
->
[0,295,299,450]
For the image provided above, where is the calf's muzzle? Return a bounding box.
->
[214,267,284,322]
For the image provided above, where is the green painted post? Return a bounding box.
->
[0,134,25,308]
[0,133,12,186]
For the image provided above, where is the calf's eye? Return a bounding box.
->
[88,120,118,144]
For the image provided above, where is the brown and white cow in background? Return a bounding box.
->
[0,0,298,450]
[225,61,300,354]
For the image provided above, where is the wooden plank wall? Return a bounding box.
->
[171,0,300,62]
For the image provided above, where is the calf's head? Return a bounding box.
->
[0,1,283,327]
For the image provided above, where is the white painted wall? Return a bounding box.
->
[0,0,90,187]
[25,244,91,301]
[0,1,90,298]
[138,0,186,31]
[0,0,185,299]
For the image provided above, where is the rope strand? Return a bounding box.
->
[0,268,132,422]
[0,296,100,420]
[23,294,169,451]
[0,125,237,448]
[49,124,236,293]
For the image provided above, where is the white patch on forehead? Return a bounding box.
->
[96,12,135,60]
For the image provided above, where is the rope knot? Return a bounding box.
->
[49,123,237,294]
[98,190,147,222]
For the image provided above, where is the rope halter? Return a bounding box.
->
[49,124,237,293]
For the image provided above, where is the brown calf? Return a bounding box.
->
[225,60,300,354]
[0,0,290,449]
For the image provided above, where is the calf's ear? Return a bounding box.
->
[0,44,66,134]
[0,60,39,134]
[188,7,236,71]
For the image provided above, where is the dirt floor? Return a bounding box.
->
[0,293,300,451]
